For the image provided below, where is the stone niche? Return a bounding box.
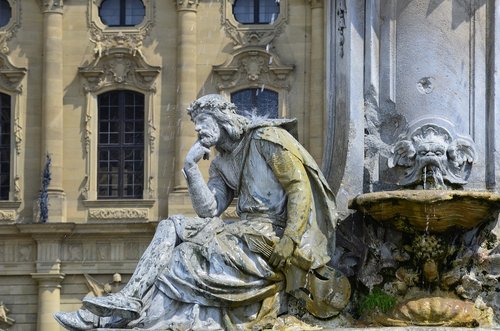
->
[368,0,490,192]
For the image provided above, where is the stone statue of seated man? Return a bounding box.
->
[55,94,344,330]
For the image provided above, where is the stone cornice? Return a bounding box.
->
[175,0,199,12]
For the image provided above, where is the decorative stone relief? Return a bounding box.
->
[125,242,141,260]
[175,0,199,11]
[38,0,63,13]
[213,47,294,91]
[88,208,149,220]
[0,302,15,329]
[0,0,21,54]
[0,54,27,93]
[388,124,476,189]
[0,210,16,222]
[221,0,288,47]
[87,0,155,61]
[17,244,33,262]
[79,48,160,93]
[96,242,111,261]
[66,243,84,261]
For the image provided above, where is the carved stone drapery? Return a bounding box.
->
[221,0,288,47]
[213,47,294,91]
[0,0,21,54]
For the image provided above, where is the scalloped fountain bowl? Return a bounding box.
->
[349,190,500,233]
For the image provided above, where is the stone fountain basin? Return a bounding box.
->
[349,190,500,233]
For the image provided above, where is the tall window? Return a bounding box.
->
[231,88,279,118]
[0,0,11,28]
[0,93,10,200]
[98,90,144,199]
[233,0,279,24]
[99,0,145,27]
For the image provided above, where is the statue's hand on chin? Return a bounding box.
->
[185,140,211,168]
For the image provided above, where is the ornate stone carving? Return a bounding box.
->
[0,210,16,222]
[66,243,84,261]
[96,242,111,260]
[79,48,160,92]
[17,244,33,262]
[0,0,21,54]
[221,0,288,47]
[0,54,27,93]
[38,0,63,13]
[0,302,15,329]
[175,0,199,11]
[213,47,294,91]
[388,124,476,189]
[88,208,149,220]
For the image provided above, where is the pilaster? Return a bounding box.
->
[19,224,73,331]
[308,0,325,164]
[40,0,66,222]
[169,0,200,212]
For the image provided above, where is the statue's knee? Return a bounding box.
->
[157,218,176,233]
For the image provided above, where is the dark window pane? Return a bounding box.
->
[99,0,145,27]
[0,0,11,28]
[98,90,144,199]
[0,92,9,200]
[231,88,279,118]
[233,0,279,24]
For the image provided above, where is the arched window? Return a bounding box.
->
[231,88,279,118]
[233,0,279,24]
[0,0,12,28]
[99,0,145,27]
[98,90,144,199]
[0,92,10,200]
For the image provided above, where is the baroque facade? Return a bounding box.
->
[0,0,326,330]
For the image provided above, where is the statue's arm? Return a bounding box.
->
[183,141,233,217]
[258,140,312,243]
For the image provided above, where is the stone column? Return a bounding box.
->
[40,0,66,222]
[20,224,74,331]
[169,0,199,214]
[32,273,65,331]
[173,0,199,191]
[308,0,325,164]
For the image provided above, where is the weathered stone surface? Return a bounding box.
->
[350,190,500,233]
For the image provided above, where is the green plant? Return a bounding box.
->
[359,288,396,315]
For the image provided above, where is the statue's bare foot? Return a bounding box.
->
[82,293,142,320]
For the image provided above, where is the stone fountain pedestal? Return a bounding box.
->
[347,190,500,328]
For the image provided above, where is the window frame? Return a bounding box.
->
[222,0,288,47]
[88,0,155,35]
[232,0,280,25]
[0,92,11,200]
[0,0,12,29]
[98,0,146,28]
[231,88,279,118]
[97,90,145,200]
